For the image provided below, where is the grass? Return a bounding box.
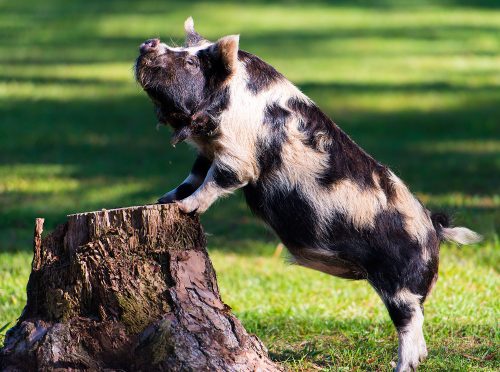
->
[0,0,499,370]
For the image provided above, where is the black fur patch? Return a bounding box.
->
[288,98,395,200]
[159,154,212,203]
[174,182,197,200]
[245,182,439,309]
[213,164,240,189]
[385,300,414,330]
[264,102,290,128]
[244,183,318,248]
[376,167,397,201]
[197,48,232,90]
[191,154,212,178]
[138,50,206,123]
[418,231,439,302]
[238,50,283,94]
[137,46,233,143]
[430,211,452,244]
[430,211,450,230]
[189,86,230,140]
[256,102,290,175]
[320,209,439,302]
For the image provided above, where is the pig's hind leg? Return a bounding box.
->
[369,248,438,371]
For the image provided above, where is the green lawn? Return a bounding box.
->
[1,0,499,370]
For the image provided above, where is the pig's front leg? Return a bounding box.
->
[158,154,212,204]
[176,160,249,214]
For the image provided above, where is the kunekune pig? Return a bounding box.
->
[135,18,481,372]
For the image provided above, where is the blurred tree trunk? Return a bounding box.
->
[0,205,280,372]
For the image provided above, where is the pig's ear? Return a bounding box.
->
[184,17,206,47]
[212,35,240,72]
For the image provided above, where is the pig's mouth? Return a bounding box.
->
[170,125,191,145]
[154,107,193,146]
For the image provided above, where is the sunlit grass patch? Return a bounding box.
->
[2,63,135,83]
[209,240,499,371]
[0,164,80,194]
[0,81,139,101]
[0,252,31,334]
[418,192,500,209]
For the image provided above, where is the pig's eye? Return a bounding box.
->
[185,58,198,68]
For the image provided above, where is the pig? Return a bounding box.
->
[135,18,482,371]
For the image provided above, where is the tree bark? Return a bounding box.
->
[0,204,280,372]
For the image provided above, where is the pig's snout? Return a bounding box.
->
[140,38,161,54]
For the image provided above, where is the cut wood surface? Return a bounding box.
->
[0,204,280,371]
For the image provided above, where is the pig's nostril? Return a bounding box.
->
[140,38,161,54]
[149,38,160,47]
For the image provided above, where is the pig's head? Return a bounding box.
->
[135,17,239,144]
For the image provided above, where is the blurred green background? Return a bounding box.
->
[0,0,499,370]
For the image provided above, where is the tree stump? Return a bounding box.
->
[0,205,280,371]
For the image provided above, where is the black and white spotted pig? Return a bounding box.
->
[135,18,482,372]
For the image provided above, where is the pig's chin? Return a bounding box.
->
[170,125,191,146]
[155,109,192,145]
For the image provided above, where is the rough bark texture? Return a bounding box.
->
[0,204,280,371]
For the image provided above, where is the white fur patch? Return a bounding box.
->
[395,288,423,306]
[394,290,427,372]
[184,16,195,33]
[176,165,245,214]
[290,247,365,278]
[209,67,310,185]
[441,227,482,245]
[325,179,387,229]
[164,43,212,54]
[396,307,426,372]
[389,173,434,260]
